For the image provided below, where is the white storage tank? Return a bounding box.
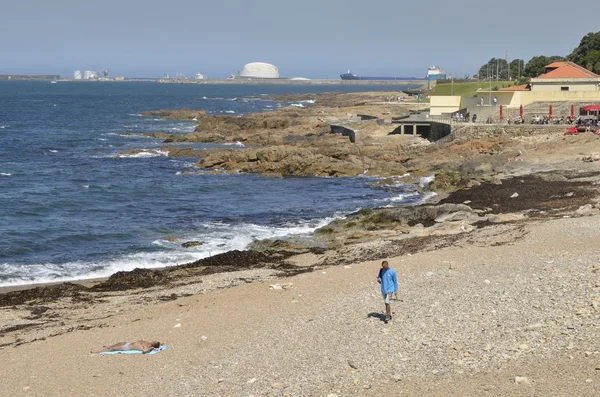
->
[74,70,82,79]
[83,70,94,80]
[238,62,279,79]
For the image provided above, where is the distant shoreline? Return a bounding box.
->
[1,76,428,87]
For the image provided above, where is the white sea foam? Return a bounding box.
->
[0,125,8,129]
[224,110,235,114]
[1,173,11,176]
[116,149,169,158]
[290,103,305,107]
[0,216,341,287]
[384,191,421,203]
[381,190,436,207]
[49,149,58,153]
[420,175,435,188]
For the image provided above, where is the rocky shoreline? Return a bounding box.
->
[3,91,600,396]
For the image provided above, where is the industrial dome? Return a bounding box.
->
[239,62,279,79]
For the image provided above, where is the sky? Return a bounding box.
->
[1,0,598,79]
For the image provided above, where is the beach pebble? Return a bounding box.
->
[514,376,530,384]
[525,323,544,331]
[200,335,208,341]
[174,323,181,328]
[510,192,519,198]
[247,378,257,384]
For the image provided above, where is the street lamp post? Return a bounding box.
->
[487,64,491,108]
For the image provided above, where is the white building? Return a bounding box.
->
[238,62,279,79]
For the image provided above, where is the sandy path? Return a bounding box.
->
[1,215,600,396]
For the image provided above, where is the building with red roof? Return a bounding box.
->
[530,62,600,92]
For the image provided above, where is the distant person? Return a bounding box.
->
[493,96,497,106]
[480,97,484,106]
[377,260,398,324]
[91,340,161,354]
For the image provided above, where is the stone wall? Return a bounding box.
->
[443,124,568,142]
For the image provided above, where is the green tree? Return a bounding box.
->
[509,59,525,79]
[581,49,600,74]
[568,31,600,67]
[522,55,566,78]
[477,58,509,80]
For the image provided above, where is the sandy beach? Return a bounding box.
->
[2,203,600,396]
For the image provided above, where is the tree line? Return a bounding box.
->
[475,31,600,81]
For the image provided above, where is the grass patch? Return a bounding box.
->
[430,81,513,97]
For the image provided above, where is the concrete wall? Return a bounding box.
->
[530,78,600,92]
[531,82,599,92]
[511,91,600,106]
[430,96,462,115]
[330,125,356,143]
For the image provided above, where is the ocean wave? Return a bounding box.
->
[290,103,305,107]
[222,141,245,147]
[0,216,341,287]
[116,149,169,158]
[0,125,8,129]
[420,175,435,188]
[1,172,12,176]
[388,191,436,206]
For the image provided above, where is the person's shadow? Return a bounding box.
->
[367,312,387,322]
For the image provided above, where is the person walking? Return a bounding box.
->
[377,260,398,323]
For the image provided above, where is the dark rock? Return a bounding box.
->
[0,283,87,307]
[181,241,204,248]
[90,268,169,292]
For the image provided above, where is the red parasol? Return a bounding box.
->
[549,104,553,120]
[570,104,575,120]
[519,104,523,120]
[499,105,503,121]
[582,104,600,112]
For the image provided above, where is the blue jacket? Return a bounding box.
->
[378,268,398,294]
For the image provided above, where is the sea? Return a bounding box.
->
[0,81,433,287]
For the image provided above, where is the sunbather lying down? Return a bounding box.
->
[91,340,161,354]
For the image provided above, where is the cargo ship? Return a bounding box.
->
[340,65,446,81]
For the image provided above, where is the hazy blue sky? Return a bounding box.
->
[1,0,597,79]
